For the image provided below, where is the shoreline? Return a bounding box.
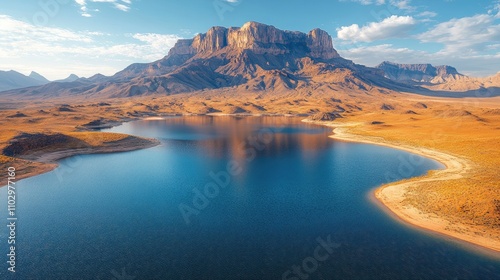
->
[3,115,499,254]
[304,119,500,254]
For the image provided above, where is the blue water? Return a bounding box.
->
[0,116,499,279]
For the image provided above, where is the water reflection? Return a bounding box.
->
[123,116,332,163]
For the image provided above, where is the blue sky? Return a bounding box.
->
[0,0,499,79]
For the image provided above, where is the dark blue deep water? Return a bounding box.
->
[0,116,499,279]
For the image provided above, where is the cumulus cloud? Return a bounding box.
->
[337,15,416,42]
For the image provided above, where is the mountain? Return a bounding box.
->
[28,71,50,83]
[2,23,499,98]
[55,74,79,83]
[0,70,49,92]
[376,61,464,85]
[2,22,412,98]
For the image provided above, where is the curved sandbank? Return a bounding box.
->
[304,120,500,254]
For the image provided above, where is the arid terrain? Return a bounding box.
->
[1,89,499,254]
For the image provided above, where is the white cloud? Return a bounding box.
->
[74,0,132,17]
[494,0,500,18]
[0,15,182,79]
[417,14,500,55]
[131,33,183,57]
[0,15,93,43]
[337,15,416,42]
[391,0,413,10]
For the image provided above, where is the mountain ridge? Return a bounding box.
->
[2,22,403,98]
[376,61,500,92]
[2,22,500,98]
[376,61,463,84]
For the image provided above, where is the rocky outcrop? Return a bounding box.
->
[307,28,338,59]
[308,112,343,121]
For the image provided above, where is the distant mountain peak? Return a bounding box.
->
[0,70,49,92]
[376,61,463,84]
[55,74,79,83]
[29,71,49,83]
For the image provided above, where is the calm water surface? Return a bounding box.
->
[0,116,499,279]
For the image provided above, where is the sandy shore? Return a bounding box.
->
[305,120,500,253]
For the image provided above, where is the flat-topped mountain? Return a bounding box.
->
[113,22,342,81]
[168,22,338,59]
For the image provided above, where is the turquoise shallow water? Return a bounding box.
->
[0,116,499,279]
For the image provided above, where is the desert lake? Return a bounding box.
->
[1,116,499,279]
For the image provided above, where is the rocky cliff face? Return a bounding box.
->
[167,21,339,59]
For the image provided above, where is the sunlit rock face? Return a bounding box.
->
[168,21,339,59]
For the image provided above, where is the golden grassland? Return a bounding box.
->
[0,91,499,252]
